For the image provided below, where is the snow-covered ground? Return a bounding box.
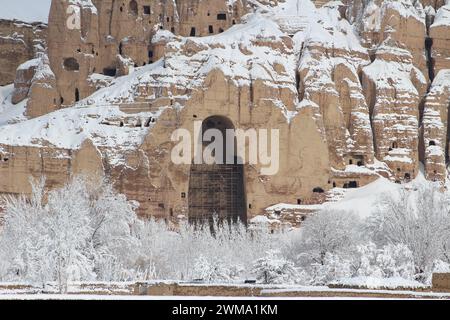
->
[0,284,449,300]
[324,177,403,218]
[0,84,27,126]
[330,276,425,290]
[0,82,158,165]
[0,0,52,23]
[264,167,430,220]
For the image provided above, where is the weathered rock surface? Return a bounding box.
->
[422,69,450,181]
[2,0,450,223]
[0,20,46,86]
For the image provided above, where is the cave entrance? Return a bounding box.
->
[188,116,246,226]
[129,0,138,16]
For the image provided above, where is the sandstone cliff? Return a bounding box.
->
[0,20,47,86]
[1,0,450,222]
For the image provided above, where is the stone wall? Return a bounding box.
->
[432,273,450,292]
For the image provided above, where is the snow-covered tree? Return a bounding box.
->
[252,250,298,284]
[87,179,140,281]
[309,252,353,285]
[0,177,141,290]
[296,209,361,266]
[375,244,415,279]
[134,218,177,280]
[348,242,381,278]
[367,182,450,281]
[0,178,95,292]
[44,178,96,292]
[192,255,242,282]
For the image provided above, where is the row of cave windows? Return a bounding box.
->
[58,89,80,105]
[124,0,231,21]
[171,184,355,208]
[190,24,227,36]
[62,15,235,73]
[293,182,359,205]
[388,140,436,152]
[63,89,162,131]
[65,49,152,72]
[64,56,153,77]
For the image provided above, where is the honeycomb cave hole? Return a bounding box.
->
[129,0,138,15]
[103,67,117,77]
[343,181,358,189]
[313,187,325,193]
[63,57,80,71]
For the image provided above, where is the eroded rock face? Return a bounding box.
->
[3,0,450,223]
[297,3,375,175]
[361,38,425,182]
[429,3,450,77]
[44,0,248,111]
[0,20,47,86]
[422,69,450,181]
[25,54,60,119]
[11,58,40,104]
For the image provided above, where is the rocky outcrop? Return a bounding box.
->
[11,58,40,104]
[298,2,375,175]
[429,3,450,77]
[0,20,46,86]
[362,38,426,182]
[422,69,450,181]
[25,54,60,118]
[44,0,248,110]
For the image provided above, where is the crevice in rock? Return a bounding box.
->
[425,36,435,82]
[296,71,304,102]
[446,101,450,164]
[296,43,305,103]
[108,0,116,35]
[249,78,254,107]
[421,10,442,171]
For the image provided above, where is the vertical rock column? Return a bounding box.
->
[422,70,450,181]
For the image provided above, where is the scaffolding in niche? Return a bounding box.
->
[188,163,246,226]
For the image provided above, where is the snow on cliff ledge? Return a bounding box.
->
[0,0,52,23]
